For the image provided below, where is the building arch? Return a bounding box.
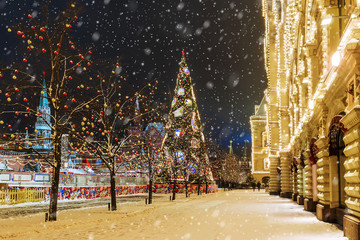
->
[262,176,270,186]
[328,113,347,207]
[261,131,267,148]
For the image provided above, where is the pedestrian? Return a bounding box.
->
[251,182,256,192]
[257,182,261,192]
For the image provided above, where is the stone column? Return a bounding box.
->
[340,107,360,238]
[269,154,280,195]
[303,149,313,199]
[296,161,304,205]
[280,150,292,198]
[303,149,316,211]
[312,163,318,203]
[315,136,335,222]
[290,165,294,199]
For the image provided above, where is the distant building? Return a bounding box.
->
[120,98,166,174]
[239,141,252,182]
[33,79,52,151]
[144,122,165,150]
[208,154,221,186]
[125,98,143,155]
[0,151,24,171]
[23,80,52,172]
[1,80,54,172]
[61,134,77,169]
[250,96,269,184]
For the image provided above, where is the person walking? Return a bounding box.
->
[257,182,261,192]
[251,181,256,192]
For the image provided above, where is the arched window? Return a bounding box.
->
[264,158,270,170]
[261,131,267,148]
[329,114,346,156]
[328,113,347,207]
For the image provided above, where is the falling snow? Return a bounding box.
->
[0,0,267,153]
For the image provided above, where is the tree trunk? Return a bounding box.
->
[110,171,117,211]
[172,179,176,200]
[205,175,208,194]
[148,178,153,204]
[48,161,60,221]
[185,176,188,198]
[48,136,61,221]
[197,177,201,195]
[148,154,153,204]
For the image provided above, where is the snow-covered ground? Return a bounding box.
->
[0,190,346,240]
[0,194,149,219]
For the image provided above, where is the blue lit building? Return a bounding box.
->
[33,79,52,151]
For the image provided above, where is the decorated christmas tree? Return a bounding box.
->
[162,51,212,199]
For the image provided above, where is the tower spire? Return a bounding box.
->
[229,140,233,155]
[243,140,249,159]
[39,79,49,108]
[25,128,29,148]
[135,96,140,110]
[34,78,52,151]
[133,96,141,126]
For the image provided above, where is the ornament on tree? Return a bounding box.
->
[188,163,197,173]
[171,98,177,107]
[177,88,185,96]
[173,107,184,117]
[183,67,190,75]
[185,99,192,106]
[175,128,183,137]
[191,138,200,148]
[176,151,185,162]
[191,113,198,131]
[165,120,172,129]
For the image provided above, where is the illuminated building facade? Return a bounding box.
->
[250,97,270,184]
[257,0,360,238]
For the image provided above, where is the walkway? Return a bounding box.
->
[0,190,346,240]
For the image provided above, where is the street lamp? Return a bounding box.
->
[320,15,350,26]
[320,0,351,28]
[332,51,342,67]
[321,17,333,26]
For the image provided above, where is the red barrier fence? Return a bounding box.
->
[7,184,218,202]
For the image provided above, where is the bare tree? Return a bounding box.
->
[209,150,241,189]
[0,2,98,221]
[222,153,241,189]
[71,67,161,210]
[139,121,165,204]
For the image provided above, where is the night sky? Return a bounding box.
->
[0,0,267,154]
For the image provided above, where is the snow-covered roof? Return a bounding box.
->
[254,96,266,116]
